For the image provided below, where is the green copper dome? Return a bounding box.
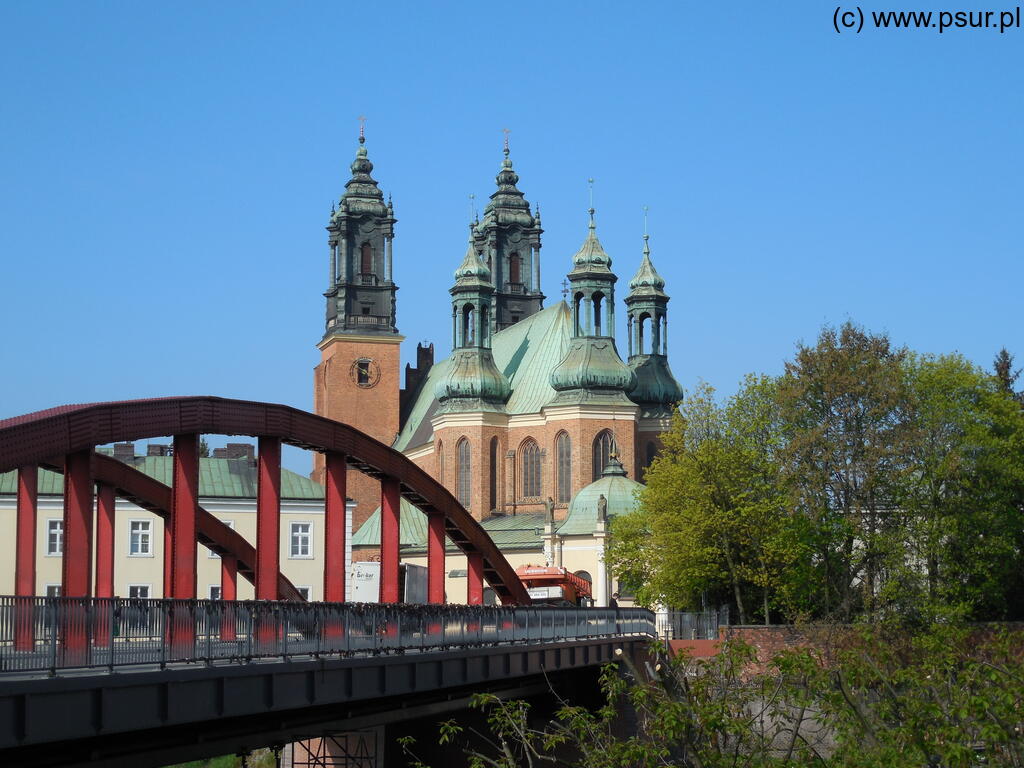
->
[628,237,666,294]
[481,149,536,228]
[453,237,492,284]
[628,355,683,409]
[549,336,637,404]
[434,348,511,412]
[570,210,613,272]
[335,137,388,218]
[558,456,644,536]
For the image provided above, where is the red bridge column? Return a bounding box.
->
[467,551,484,605]
[221,554,237,641]
[94,483,116,648]
[61,449,93,662]
[95,484,116,598]
[427,511,445,604]
[171,434,199,599]
[256,437,281,601]
[380,477,400,603]
[62,450,94,598]
[323,452,347,603]
[15,465,38,651]
[163,523,171,598]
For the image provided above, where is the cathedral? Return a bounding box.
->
[314,133,684,604]
[0,132,684,608]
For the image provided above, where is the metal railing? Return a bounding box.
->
[0,596,655,675]
[656,609,722,641]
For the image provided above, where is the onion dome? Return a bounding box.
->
[434,349,511,412]
[453,237,492,284]
[571,209,612,271]
[334,136,388,218]
[557,454,644,536]
[481,147,536,228]
[628,236,666,294]
[628,356,683,408]
[549,337,637,402]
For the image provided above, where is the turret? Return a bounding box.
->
[472,139,544,330]
[549,207,636,405]
[434,235,511,413]
[323,132,398,338]
[625,229,683,417]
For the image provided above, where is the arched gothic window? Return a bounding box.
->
[360,243,373,276]
[592,430,615,481]
[457,438,471,507]
[555,432,572,503]
[437,441,445,485]
[509,252,521,284]
[592,292,604,335]
[489,437,499,512]
[520,439,541,498]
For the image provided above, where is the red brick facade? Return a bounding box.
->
[313,334,402,532]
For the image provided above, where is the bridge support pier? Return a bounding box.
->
[15,465,37,651]
[427,511,445,604]
[256,438,282,649]
[467,552,484,605]
[171,434,200,599]
[94,483,116,647]
[221,554,237,641]
[61,449,93,663]
[324,452,347,603]
[256,437,282,601]
[380,477,400,603]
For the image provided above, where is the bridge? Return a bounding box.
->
[0,397,656,767]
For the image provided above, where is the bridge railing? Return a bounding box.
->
[0,596,656,675]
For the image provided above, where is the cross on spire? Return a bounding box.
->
[357,115,367,144]
[561,278,570,299]
[502,128,511,156]
[468,193,476,223]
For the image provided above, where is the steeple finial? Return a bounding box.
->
[358,115,366,144]
[587,178,595,230]
[642,206,650,256]
[469,193,476,224]
[502,127,511,157]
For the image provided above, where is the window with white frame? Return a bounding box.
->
[128,520,152,556]
[209,585,222,600]
[46,519,63,555]
[128,584,150,599]
[290,522,312,558]
[295,586,311,601]
[45,584,61,598]
[208,519,235,558]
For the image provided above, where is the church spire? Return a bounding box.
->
[549,199,636,406]
[625,219,683,416]
[435,234,511,413]
[472,133,544,330]
[322,127,398,338]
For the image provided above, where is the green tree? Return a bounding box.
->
[895,353,1024,620]
[608,377,802,624]
[993,347,1023,404]
[777,321,911,621]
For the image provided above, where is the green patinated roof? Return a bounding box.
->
[557,458,644,536]
[353,505,547,553]
[350,497,430,548]
[0,457,324,500]
[394,302,572,451]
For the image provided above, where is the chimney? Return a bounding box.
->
[113,442,136,463]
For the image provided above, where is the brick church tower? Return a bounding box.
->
[313,131,401,530]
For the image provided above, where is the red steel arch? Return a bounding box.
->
[0,396,531,605]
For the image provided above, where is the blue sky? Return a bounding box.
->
[1,2,1021,467]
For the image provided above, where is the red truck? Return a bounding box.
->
[515,565,593,606]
